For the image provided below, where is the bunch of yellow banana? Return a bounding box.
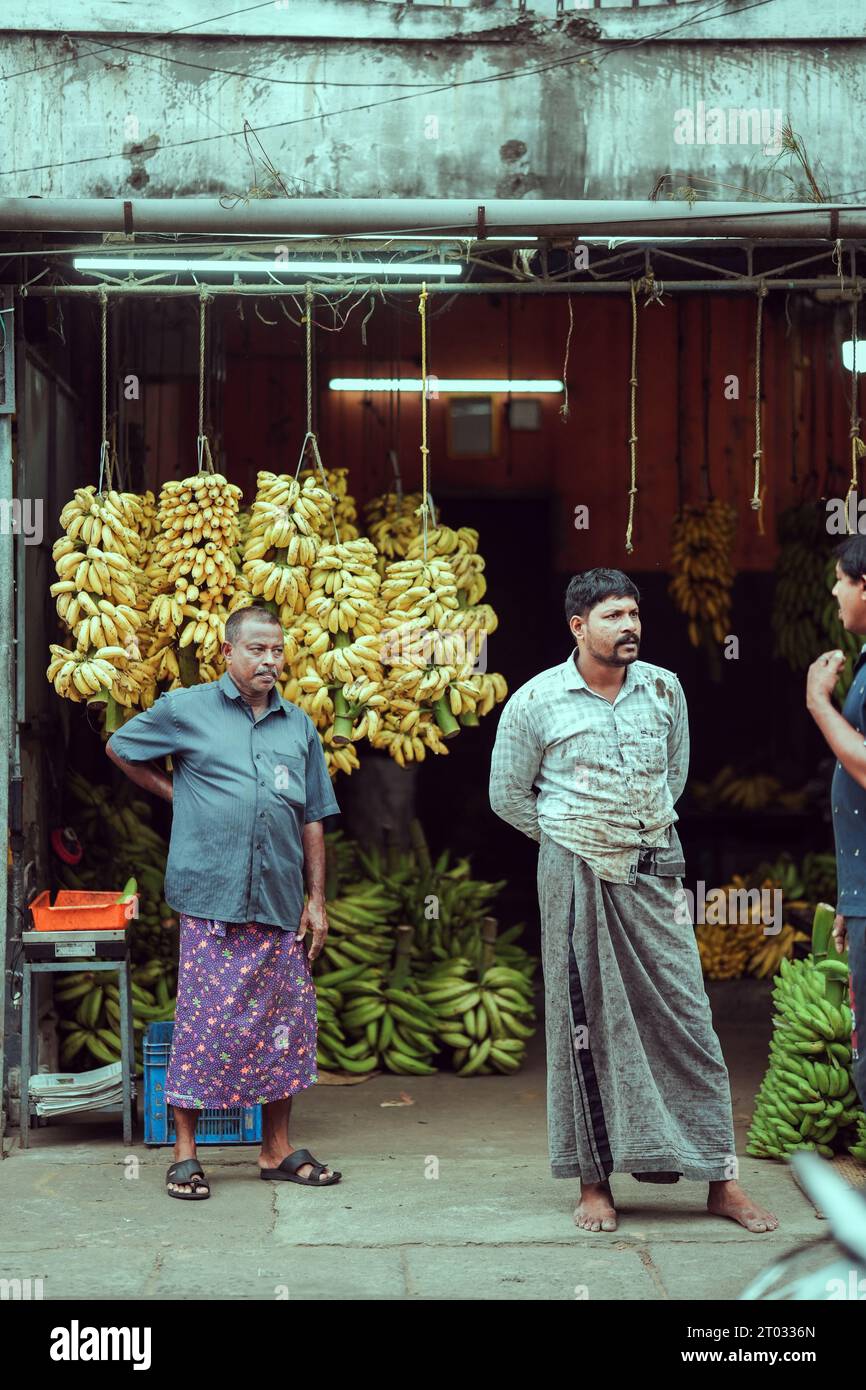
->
[748,923,810,979]
[252,475,333,544]
[669,499,737,646]
[364,490,425,568]
[320,726,362,778]
[46,645,123,701]
[405,525,487,606]
[717,773,782,811]
[300,465,359,540]
[380,555,460,629]
[48,487,156,709]
[240,471,335,629]
[305,538,382,636]
[145,471,242,680]
[695,913,764,980]
[369,711,452,766]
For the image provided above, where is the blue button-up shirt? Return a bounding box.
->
[106,671,340,930]
[831,645,866,916]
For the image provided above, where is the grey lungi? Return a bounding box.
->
[537,830,736,1183]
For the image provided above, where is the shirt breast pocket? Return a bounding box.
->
[273,753,306,809]
[637,726,667,774]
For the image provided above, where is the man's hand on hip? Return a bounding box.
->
[297,894,328,962]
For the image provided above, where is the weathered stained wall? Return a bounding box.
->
[0,0,863,202]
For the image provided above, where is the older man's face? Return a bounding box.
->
[224,619,287,692]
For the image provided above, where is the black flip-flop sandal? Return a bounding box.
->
[166,1157,211,1200]
[260,1148,342,1186]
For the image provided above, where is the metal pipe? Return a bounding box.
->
[0,288,14,1150]
[20,277,866,296]
[1,198,865,239]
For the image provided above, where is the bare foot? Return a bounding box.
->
[574,1180,618,1232]
[707,1180,779,1233]
[258,1145,336,1183]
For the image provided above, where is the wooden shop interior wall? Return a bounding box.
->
[65,288,860,566]
[211,291,857,572]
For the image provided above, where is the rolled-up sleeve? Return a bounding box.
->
[489,699,543,843]
[304,719,341,824]
[666,678,690,805]
[107,693,180,763]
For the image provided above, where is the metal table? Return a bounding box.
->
[19,928,136,1147]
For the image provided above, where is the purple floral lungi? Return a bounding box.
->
[164,914,318,1109]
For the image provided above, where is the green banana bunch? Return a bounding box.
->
[770,505,831,672]
[747,950,863,1160]
[337,969,440,1074]
[416,958,537,1075]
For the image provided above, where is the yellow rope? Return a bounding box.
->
[625,280,638,555]
[305,283,313,436]
[97,287,111,493]
[196,286,215,475]
[845,287,865,533]
[750,284,768,516]
[417,282,430,563]
[294,283,339,543]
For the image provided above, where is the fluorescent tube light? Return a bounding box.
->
[329,378,563,393]
[73,257,462,277]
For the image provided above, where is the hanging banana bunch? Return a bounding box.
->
[364,490,425,572]
[147,471,242,684]
[47,486,153,711]
[771,504,832,671]
[297,537,389,773]
[299,465,359,540]
[669,499,737,646]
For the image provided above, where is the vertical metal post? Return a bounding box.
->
[0,287,15,1149]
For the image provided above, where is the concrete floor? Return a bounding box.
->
[0,981,833,1301]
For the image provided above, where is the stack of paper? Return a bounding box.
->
[29,1062,124,1117]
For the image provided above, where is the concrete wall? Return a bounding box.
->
[0,0,861,203]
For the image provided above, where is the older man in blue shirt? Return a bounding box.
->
[107,605,341,1198]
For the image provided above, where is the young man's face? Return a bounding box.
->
[570,595,641,666]
[832,562,866,636]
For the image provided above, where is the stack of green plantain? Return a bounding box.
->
[55,956,176,1074]
[309,822,539,1077]
[747,904,864,1160]
[415,952,536,1075]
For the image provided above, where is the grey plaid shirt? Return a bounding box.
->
[489,649,689,884]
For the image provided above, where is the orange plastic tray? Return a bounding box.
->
[28,890,139,932]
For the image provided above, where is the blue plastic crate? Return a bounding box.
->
[143,1021,263,1146]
